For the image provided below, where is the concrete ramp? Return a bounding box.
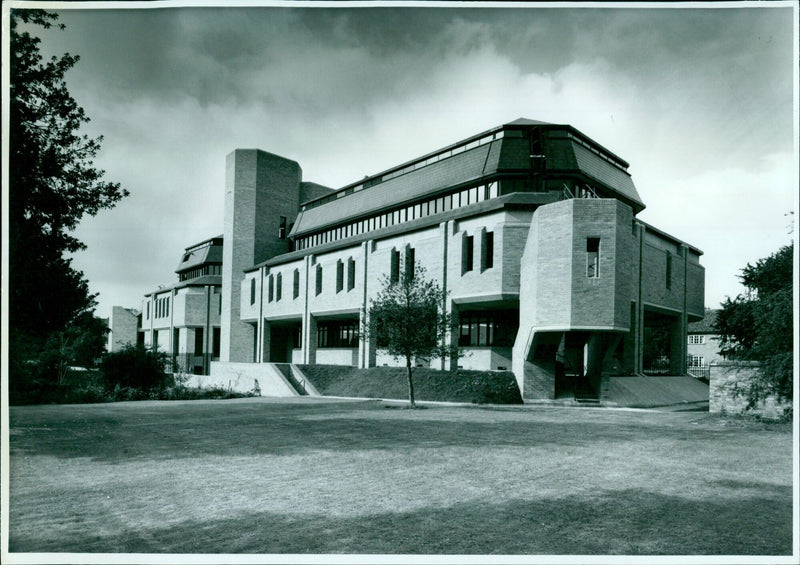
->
[605,376,708,407]
[207,362,298,396]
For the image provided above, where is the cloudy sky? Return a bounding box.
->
[14,1,798,318]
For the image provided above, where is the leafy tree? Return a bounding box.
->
[715,243,794,403]
[9,11,127,365]
[99,344,171,393]
[363,264,459,407]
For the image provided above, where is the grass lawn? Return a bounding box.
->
[7,397,794,556]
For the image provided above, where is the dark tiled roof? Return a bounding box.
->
[289,119,644,237]
[145,275,221,296]
[688,309,719,333]
[175,241,223,273]
[291,142,495,236]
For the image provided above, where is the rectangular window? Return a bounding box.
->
[146,301,150,319]
[688,355,705,368]
[213,328,221,358]
[666,251,673,289]
[483,231,494,270]
[278,216,287,239]
[390,249,400,283]
[250,278,256,305]
[317,320,359,348]
[268,274,274,303]
[194,328,204,355]
[293,269,300,299]
[336,260,344,293]
[458,310,519,347]
[315,264,323,296]
[587,238,600,278]
[405,247,416,281]
[688,335,706,345]
[276,272,282,301]
[463,235,474,273]
[347,258,356,291]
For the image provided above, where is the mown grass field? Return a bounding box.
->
[7,397,794,556]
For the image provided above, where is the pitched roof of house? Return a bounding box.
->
[688,309,719,333]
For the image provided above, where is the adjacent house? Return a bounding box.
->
[687,308,725,379]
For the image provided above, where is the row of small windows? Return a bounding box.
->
[458,310,519,348]
[461,231,494,274]
[154,297,170,319]
[249,257,359,305]
[307,131,506,210]
[317,320,360,348]
[688,335,705,345]
[179,264,221,282]
[251,233,498,307]
[296,181,500,251]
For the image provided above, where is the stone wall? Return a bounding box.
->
[709,361,791,418]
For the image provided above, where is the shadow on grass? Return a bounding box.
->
[9,400,735,463]
[9,487,792,555]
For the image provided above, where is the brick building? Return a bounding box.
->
[140,235,224,375]
[126,119,704,399]
[206,118,706,401]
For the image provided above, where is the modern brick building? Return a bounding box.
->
[205,118,705,401]
[140,235,224,375]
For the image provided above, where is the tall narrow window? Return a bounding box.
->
[276,272,282,301]
[194,328,204,355]
[268,274,274,302]
[315,264,323,296]
[483,231,494,270]
[278,216,287,239]
[390,249,400,283]
[293,268,300,299]
[250,278,256,305]
[336,260,344,293]
[213,328,221,358]
[405,246,416,281]
[587,238,600,278]
[347,258,356,291]
[462,235,474,274]
[666,251,673,289]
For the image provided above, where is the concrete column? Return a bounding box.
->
[669,316,685,375]
[261,320,271,363]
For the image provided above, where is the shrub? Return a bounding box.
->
[99,345,171,393]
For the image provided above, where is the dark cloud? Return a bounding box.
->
[21,4,794,316]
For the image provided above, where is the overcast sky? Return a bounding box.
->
[13,1,798,319]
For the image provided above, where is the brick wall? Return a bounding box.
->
[709,361,791,418]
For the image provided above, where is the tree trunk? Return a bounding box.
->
[406,358,416,408]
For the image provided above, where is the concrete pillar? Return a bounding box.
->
[669,316,685,375]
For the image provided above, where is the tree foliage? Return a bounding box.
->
[99,344,171,393]
[715,243,794,403]
[9,10,128,354]
[364,265,459,407]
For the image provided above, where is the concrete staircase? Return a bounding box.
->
[270,364,321,397]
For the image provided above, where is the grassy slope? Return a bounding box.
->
[8,398,793,555]
[297,365,523,404]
